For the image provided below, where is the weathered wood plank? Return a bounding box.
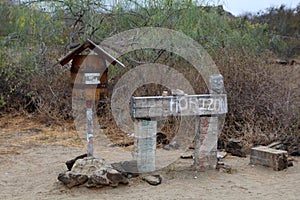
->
[130,94,227,118]
[250,146,288,171]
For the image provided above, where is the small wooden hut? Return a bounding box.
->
[59,39,125,101]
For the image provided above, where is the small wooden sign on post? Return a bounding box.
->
[58,39,125,157]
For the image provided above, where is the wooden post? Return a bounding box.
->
[194,117,201,168]
[194,74,224,170]
[86,100,94,157]
[133,119,157,173]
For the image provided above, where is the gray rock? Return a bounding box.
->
[288,161,293,167]
[225,139,246,157]
[267,141,287,151]
[107,168,129,187]
[291,150,300,156]
[291,146,300,156]
[58,172,88,188]
[163,141,179,150]
[111,160,139,177]
[87,171,109,188]
[142,175,162,186]
[58,157,128,188]
[216,163,232,174]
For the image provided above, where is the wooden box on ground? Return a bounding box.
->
[250,146,288,171]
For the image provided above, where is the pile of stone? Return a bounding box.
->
[58,156,129,188]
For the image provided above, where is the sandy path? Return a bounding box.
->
[0,118,299,200]
[0,143,299,200]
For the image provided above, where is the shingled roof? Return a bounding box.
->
[59,39,125,68]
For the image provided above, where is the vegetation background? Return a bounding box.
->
[0,0,299,152]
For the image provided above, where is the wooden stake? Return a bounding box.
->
[86,100,94,157]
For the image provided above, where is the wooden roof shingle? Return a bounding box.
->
[59,39,125,68]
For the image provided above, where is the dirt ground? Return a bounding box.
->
[0,117,299,200]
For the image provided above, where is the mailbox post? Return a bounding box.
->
[58,39,125,157]
[86,100,94,156]
[84,72,101,156]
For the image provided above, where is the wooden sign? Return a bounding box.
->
[71,55,108,101]
[59,39,125,102]
[130,94,227,118]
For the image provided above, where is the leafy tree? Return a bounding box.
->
[247,3,300,57]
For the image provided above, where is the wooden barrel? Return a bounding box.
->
[71,55,108,101]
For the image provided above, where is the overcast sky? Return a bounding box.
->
[222,0,299,16]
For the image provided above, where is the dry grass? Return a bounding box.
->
[0,115,83,155]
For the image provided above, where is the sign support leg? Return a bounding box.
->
[194,116,200,168]
[133,119,157,173]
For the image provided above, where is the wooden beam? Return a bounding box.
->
[87,39,125,68]
[130,94,227,118]
[59,41,91,66]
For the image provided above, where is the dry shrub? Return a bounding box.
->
[24,67,73,125]
[102,49,299,151]
[2,47,298,152]
[216,49,300,151]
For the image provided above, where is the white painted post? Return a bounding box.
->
[86,100,94,157]
[84,72,100,157]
